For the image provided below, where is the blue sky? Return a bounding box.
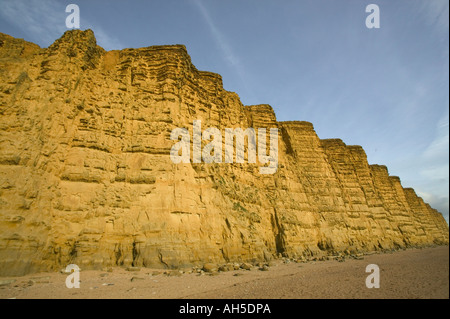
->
[1,0,448,221]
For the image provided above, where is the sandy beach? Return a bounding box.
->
[0,245,448,299]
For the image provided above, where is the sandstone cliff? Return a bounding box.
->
[0,30,448,276]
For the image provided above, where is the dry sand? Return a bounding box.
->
[0,245,448,299]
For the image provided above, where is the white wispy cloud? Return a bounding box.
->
[417,111,449,222]
[422,113,449,161]
[191,0,254,100]
[0,0,123,50]
[0,0,66,46]
[192,0,238,66]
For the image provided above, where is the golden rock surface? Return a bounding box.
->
[0,30,448,276]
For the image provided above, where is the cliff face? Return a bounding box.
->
[0,30,448,276]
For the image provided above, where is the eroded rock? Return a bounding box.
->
[0,30,448,276]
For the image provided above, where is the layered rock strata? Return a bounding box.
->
[0,30,448,276]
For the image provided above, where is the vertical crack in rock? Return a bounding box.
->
[270,208,286,256]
